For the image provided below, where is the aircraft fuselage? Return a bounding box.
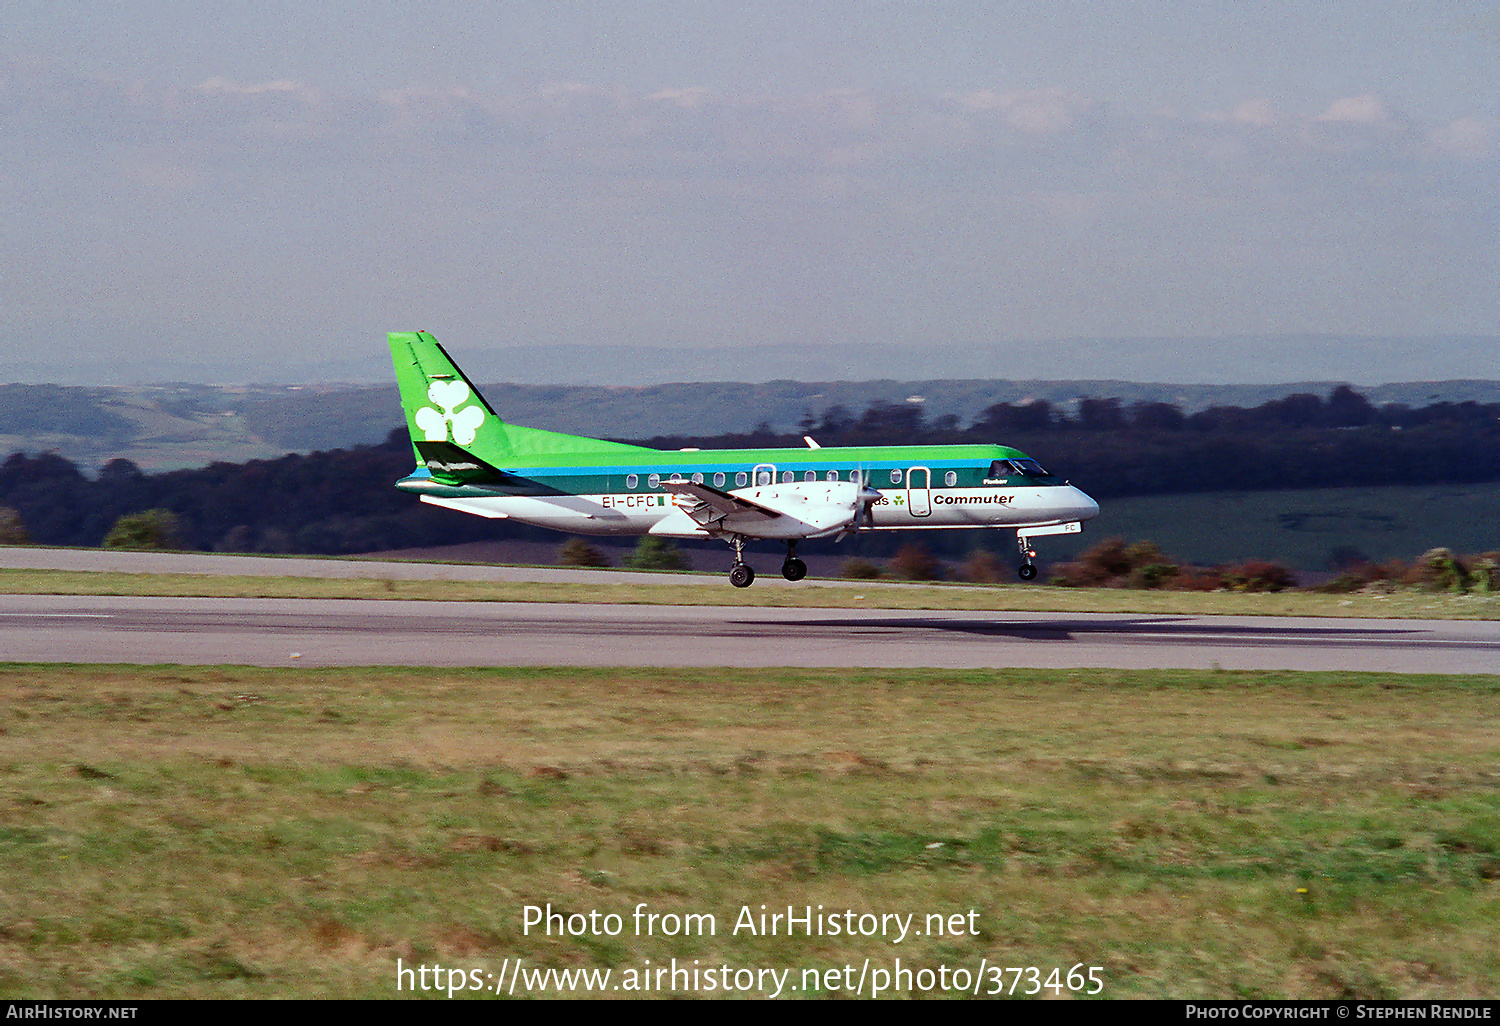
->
[399,443,1099,539]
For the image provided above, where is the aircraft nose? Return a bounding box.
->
[1071,486,1101,521]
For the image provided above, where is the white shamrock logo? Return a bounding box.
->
[414,380,486,445]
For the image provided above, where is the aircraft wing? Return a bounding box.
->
[659,481,781,529]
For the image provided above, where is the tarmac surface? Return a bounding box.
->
[3,548,1497,673]
[2,592,1497,673]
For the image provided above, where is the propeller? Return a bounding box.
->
[851,465,879,533]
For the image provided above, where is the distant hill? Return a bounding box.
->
[3,377,1500,472]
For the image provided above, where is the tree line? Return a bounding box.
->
[0,386,1497,554]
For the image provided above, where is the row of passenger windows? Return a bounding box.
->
[622,469,965,489]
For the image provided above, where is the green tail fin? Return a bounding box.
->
[387,332,653,474]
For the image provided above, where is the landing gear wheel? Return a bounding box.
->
[781,557,807,582]
[1018,563,1037,581]
[729,564,755,588]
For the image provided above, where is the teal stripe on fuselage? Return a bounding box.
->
[496,444,1032,477]
[402,442,1067,499]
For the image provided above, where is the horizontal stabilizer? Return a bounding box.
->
[419,495,510,519]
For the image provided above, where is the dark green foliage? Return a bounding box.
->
[1,381,1498,563]
[624,536,690,571]
[1404,548,1500,594]
[102,509,183,551]
[840,558,883,579]
[558,538,611,568]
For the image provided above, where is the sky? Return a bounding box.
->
[2,1,1497,384]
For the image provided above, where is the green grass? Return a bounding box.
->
[4,567,1500,618]
[2,664,1497,999]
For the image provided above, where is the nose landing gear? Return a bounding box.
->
[1017,534,1038,581]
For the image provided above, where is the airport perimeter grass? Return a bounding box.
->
[4,567,1500,619]
[1,664,1497,1000]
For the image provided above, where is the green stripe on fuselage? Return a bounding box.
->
[399,443,1059,498]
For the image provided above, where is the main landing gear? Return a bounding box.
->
[728,535,755,588]
[724,537,808,587]
[1017,534,1038,581]
[782,542,807,582]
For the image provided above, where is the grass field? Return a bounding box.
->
[2,664,1497,1000]
[4,566,1500,620]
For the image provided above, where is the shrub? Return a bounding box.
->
[1221,559,1297,593]
[890,543,943,581]
[624,536,690,571]
[0,507,30,545]
[1128,562,1181,590]
[1163,567,1224,591]
[840,558,883,579]
[1054,537,1187,590]
[558,538,611,568]
[1408,547,1469,592]
[961,550,1006,584]
[1315,559,1403,594]
[102,509,183,551]
[1471,554,1499,594]
[1078,537,1133,580]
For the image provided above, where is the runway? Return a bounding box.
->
[2,594,1497,673]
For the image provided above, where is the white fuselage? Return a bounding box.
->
[420,481,1100,539]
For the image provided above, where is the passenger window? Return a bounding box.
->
[626,474,638,489]
[649,473,660,488]
[692,472,703,485]
[756,470,772,485]
[850,470,861,484]
[890,469,902,484]
[714,472,726,487]
[945,471,957,487]
[781,471,794,483]
[669,473,684,484]
[736,472,748,487]
[804,471,816,482]
[826,470,838,481]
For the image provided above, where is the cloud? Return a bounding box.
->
[942,88,1094,134]
[193,77,310,96]
[1230,99,1279,126]
[1317,94,1392,125]
[1427,116,1498,157]
[2,59,1494,351]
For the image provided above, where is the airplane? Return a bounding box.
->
[389,331,1100,586]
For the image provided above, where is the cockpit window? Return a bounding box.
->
[986,458,1051,481]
